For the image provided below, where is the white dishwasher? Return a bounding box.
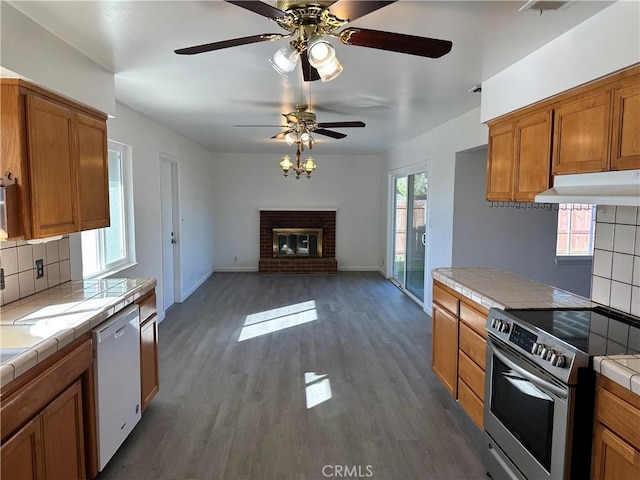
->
[93,304,141,471]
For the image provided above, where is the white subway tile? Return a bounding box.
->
[610,280,632,313]
[45,241,59,264]
[18,270,35,298]
[31,243,46,266]
[34,270,48,293]
[59,237,70,261]
[613,224,636,255]
[631,287,640,317]
[59,260,71,283]
[592,276,611,306]
[595,223,615,251]
[636,227,640,256]
[597,205,617,223]
[16,245,33,273]
[0,241,17,250]
[611,253,634,284]
[592,249,613,278]
[3,274,20,304]
[47,263,61,288]
[0,248,19,275]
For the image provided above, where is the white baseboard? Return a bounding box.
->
[213,266,259,273]
[180,269,214,302]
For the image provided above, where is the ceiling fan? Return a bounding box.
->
[234,104,365,146]
[175,0,453,82]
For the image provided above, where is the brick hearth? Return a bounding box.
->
[259,210,337,274]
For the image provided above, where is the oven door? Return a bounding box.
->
[484,336,572,480]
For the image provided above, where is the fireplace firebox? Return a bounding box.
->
[273,228,322,258]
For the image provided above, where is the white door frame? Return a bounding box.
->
[160,153,181,313]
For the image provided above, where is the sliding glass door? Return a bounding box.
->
[392,172,428,302]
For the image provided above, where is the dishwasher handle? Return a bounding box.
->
[93,304,139,344]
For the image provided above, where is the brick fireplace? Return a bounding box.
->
[259,209,337,274]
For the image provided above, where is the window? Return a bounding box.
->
[81,141,135,278]
[556,204,595,256]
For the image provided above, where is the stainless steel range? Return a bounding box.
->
[483,306,640,480]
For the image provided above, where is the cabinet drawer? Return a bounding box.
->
[137,292,157,323]
[459,350,485,400]
[460,301,488,338]
[458,379,483,430]
[433,282,459,316]
[459,322,486,370]
[596,386,640,450]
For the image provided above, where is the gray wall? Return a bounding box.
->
[452,148,592,297]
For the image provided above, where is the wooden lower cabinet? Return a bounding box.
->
[432,280,488,429]
[431,303,458,398]
[592,375,640,480]
[140,314,159,412]
[1,380,85,480]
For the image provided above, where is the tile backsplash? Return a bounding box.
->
[591,206,640,316]
[0,236,71,305]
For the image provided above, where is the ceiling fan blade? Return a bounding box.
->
[175,33,285,55]
[339,28,452,58]
[327,1,397,22]
[225,0,287,19]
[283,113,299,124]
[315,129,347,139]
[271,131,289,139]
[317,121,365,128]
[301,51,321,82]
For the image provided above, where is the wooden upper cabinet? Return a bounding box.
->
[552,91,612,174]
[486,121,514,201]
[513,110,553,202]
[26,94,79,238]
[76,112,110,230]
[611,80,640,170]
[0,79,108,240]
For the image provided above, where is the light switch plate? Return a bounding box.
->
[35,259,44,279]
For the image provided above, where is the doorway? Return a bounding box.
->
[160,154,181,313]
[391,171,428,303]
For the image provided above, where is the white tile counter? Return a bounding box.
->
[432,267,594,310]
[594,355,640,396]
[0,278,156,387]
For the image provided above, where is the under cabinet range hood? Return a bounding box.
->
[535,169,640,206]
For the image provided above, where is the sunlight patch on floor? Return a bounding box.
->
[238,300,318,341]
[304,372,332,409]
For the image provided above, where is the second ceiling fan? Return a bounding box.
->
[175,0,453,82]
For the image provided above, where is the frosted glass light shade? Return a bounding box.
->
[270,45,299,77]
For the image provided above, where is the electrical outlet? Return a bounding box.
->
[36,259,44,279]
[0,268,4,290]
[234,256,238,262]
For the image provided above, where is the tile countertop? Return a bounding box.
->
[432,267,594,310]
[594,355,640,396]
[0,278,156,388]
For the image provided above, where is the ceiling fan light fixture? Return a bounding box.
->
[284,131,297,145]
[316,57,343,82]
[307,34,335,68]
[279,154,293,176]
[269,45,300,77]
[303,157,316,177]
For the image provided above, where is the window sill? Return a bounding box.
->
[555,256,592,266]
[84,261,138,280]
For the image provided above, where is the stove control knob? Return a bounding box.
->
[531,343,542,355]
[491,318,498,329]
[540,347,553,361]
[501,322,511,333]
[551,354,566,368]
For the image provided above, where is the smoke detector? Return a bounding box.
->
[519,1,575,12]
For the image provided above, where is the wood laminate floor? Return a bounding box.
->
[98,272,485,480]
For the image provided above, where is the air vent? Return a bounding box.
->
[519,1,575,12]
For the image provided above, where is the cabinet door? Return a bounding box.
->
[592,423,640,480]
[552,92,612,174]
[431,303,458,398]
[76,112,110,230]
[140,314,160,412]
[513,110,552,202]
[41,380,85,480]
[611,81,640,171]
[0,416,44,480]
[486,121,514,201]
[25,94,79,237]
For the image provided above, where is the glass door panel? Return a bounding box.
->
[392,177,407,283]
[406,173,427,300]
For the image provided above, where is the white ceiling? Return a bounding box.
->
[8,0,613,155]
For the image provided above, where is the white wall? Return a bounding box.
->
[0,2,116,116]
[210,152,383,271]
[384,107,489,308]
[482,1,640,122]
[95,103,216,320]
[452,148,592,297]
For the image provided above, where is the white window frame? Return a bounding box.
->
[555,204,595,265]
[81,140,136,278]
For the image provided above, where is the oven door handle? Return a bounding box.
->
[488,338,568,399]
